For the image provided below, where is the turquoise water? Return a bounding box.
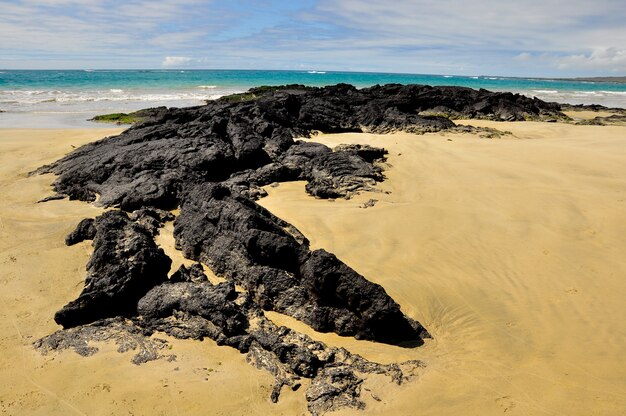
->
[1,69,625,127]
[2,69,626,94]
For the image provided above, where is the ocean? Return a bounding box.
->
[1,69,626,128]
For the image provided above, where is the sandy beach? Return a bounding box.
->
[1,119,626,415]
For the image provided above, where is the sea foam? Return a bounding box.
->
[0,88,236,115]
[2,69,626,114]
[532,90,559,94]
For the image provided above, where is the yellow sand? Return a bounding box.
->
[1,122,626,415]
[563,110,617,120]
[259,121,626,415]
[0,130,307,416]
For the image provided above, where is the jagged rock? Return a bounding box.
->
[174,183,425,345]
[306,365,365,414]
[36,84,565,210]
[298,249,425,343]
[576,114,626,126]
[37,194,66,203]
[169,263,209,283]
[129,207,175,223]
[35,83,565,414]
[133,278,423,414]
[65,218,96,245]
[129,207,175,235]
[138,281,249,340]
[560,103,626,114]
[333,144,388,163]
[360,199,378,208]
[38,281,425,413]
[54,211,171,328]
[35,317,174,365]
[449,124,512,139]
[305,149,385,199]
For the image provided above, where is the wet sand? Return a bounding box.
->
[1,122,625,415]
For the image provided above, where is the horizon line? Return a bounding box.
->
[1,68,625,82]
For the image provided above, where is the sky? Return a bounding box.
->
[1,0,625,77]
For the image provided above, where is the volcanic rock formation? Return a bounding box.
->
[35,84,566,414]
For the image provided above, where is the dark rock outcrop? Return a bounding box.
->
[129,207,175,235]
[560,103,626,114]
[35,84,567,414]
[39,273,424,415]
[174,183,425,344]
[64,218,96,245]
[36,84,565,209]
[575,114,626,126]
[55,211,171,328]
[135,275,423,415]
[35,317,174,365]
[169,263,209,284]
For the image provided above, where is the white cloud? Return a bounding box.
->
[514,53,533,62]
[0,0,214,56]
[556,48,626,72]
[300,0,626,75]
[162,56,193,67]
[507,48,626,73]
[2,0,626,75]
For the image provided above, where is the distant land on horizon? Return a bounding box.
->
[559,76,626,84]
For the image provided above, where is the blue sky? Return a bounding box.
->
[1,0,625,76]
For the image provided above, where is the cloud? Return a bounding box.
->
[162,56,193,67]
[556,48,626,72]
[1,0,626,75]
[514,53,533,62]
[0,0,215,58]
[507,48,626,73]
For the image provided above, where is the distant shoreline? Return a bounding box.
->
[557,76,626,84]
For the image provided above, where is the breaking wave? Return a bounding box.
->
[514,89,626,107]
[0,88,234,108]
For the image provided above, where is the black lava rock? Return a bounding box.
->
[38,84,565,209]
[54,211,171,328]
[173,183,425,345]
[37,83,566,414]
[65,218,96,245]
